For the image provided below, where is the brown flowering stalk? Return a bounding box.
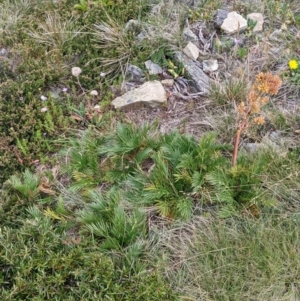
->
[232,72,282,166]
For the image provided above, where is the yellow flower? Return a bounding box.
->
[289,60,299,70]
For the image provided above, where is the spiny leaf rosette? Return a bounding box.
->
[232,72,282,166]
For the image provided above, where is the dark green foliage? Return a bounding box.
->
[98,123,158,182]
[0,86,70,184]
[126,132,228,219]
[78,187,148,271]
[206,152,273,217]
[0,170,42,227]
[59,123,292,219]
[0,43,71,185]
[0,208,177,300]
[59,128,106,193]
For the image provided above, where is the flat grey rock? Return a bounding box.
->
[126,65,145,82]
[174,51,211,94]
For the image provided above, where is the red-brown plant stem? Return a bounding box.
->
[232,123,245,167]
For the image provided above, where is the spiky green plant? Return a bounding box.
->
[59,128,106,193]
[126,132,228,220]
[2,169,40,201]
[97,122,158,182]
[205,150,275,218]
[78,188,147,248]
[0,170,41,226]
[77,187,148,271]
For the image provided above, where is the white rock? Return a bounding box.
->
[202,60,218,72]
[161,79,174,87]
[221,12,248,34]
[247,13,264,32]
[112,81,167,109]
[183,41,199,61]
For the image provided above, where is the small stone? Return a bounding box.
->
[243,143,264,153]
[247,13,264,32]
[202,60,218,72]
[269,29,284,42]
[161,79,174,87]
[125,19,139,31]
[177,0,195,7]
[182,28,198,43]
[0,48,9,57]
[136,31,147,43]
[112,81,166,109]
[214,9,229,29]
[183,42,199,61]
[126,65,145,82]
[221,11,248,34]
[269,131,280,141]
[151,3,163,15]
[145,60,163,75]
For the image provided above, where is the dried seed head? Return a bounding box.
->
[250,102,260,113]
[90,90,98,96]
[72,67,82,77]
[254,72,282,95]
[253,116,265,125]
[237,101,246,114]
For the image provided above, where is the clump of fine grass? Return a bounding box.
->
[160,213,300,301]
